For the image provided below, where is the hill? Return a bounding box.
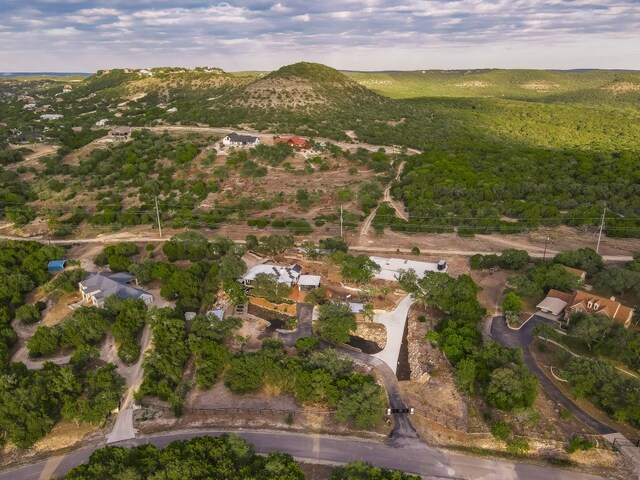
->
[1,63,640,238]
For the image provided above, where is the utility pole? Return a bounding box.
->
[543,235,550,260]
[340,204,343,239]
[596,205,606,254]
[154,196,162,239]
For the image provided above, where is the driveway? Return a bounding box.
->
[372,295,413,375]
[490,315,616,435]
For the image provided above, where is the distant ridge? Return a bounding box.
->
[0,72,91,78]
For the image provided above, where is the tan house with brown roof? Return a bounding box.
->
[567,290,634,327]
[536,288,634,327]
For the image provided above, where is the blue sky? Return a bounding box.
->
[1,1,639,71]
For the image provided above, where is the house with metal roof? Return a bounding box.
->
[241,264,302,287]
[222,132,260,147]
[79,272,153,308]
[369,256,447,281]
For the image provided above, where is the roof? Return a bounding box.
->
[274,136,309,147]
[80,272,150,302]
[369,256,447,281]
[348,303,365,314]
[536,296,568,316]
[207,309,225,321]
[225,132,258,143]
[569,290,633,323]
[47,260,67,270]
[110,126,131,135]
[546,289,576,304]
[242,264,303,285]
[298,275,321,287]
[562,266,587,279]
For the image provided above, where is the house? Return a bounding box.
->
[40,113,63,120]
[241,264,302,287]
[79,272,153,308]
[274,136,310,149]
[298,275,321,291]
[536,289,634,327]
[369,256,447,281]
[567,291,634,327]
[166,107,178,113]
[110,126,131,140]
[562,265,587,282]
[47,260,67,272]
[95,119,109,127]
[222,132,260,147]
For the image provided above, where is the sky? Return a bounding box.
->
[1,0,639,72]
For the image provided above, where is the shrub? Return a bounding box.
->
[506,438,530,454]
[491,420,512,441]
[565,436,595,454]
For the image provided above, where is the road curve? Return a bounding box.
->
[0,428,608,480]
[490,315,616,435]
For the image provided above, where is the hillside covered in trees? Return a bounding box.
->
[1,63,640,236]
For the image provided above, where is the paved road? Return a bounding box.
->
[490,315,616,435]
[0,428,608,480]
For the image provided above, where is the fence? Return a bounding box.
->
[138,401,334,418]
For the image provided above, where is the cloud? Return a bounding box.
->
[0,0,638,71]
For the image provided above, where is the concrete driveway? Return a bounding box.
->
[373,295,413,375]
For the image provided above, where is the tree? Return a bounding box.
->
[44,268,88,293]
[320,236,348,253]
[15,304,41,324]
[554,248,603,275]
[337,254,380,283]
[250,274,291,303]
[217,254,247,283]
[335,375,386,429]
[455,358,476,394]
[567,312,614,350]
[498,249,530,270]
[501,292,521,315]
[304,287,327,306]
[162,231,210,261]
[294,337,320,356]
[595,268,640,294]
[486,367,537,411]
[330,462,420,480]
[222,279,247,305]
[362,303,375,322]
[316,302,357,344]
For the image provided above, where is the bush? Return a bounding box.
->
[491,420,512,441]
[15,304,41,324]
[506,438,530,454]
[565,436,595,453]
[411,246,420,255]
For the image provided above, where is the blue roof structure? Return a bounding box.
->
[47,260,67,271]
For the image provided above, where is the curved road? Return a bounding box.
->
[490,315,616,435]
[0,428,607,480]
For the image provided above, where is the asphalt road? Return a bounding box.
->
[490,315,616,435]
[0,428,608,480]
